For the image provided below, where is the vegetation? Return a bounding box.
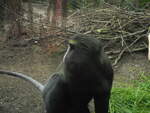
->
[109,74,150,113]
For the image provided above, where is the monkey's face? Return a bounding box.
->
[63,35,102,73]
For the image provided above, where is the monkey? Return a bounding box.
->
[0,34,113,113]
[63,34,114,113]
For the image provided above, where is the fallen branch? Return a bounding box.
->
[106,47,147,55]
[98,29,147,40]
[112,35,143,66]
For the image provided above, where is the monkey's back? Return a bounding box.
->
[43,74,69,113]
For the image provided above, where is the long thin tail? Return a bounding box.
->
[0,70,44,93]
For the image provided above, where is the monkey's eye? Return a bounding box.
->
[69,44,75,50]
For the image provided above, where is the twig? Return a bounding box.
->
[67,10,80,19]
[112,35,143,66]
[106,47,147,55]
[98,29,146,40]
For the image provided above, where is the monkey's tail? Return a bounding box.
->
[0,70,44,93]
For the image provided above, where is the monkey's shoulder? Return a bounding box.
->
[42,73,69,113]
[43,73,67,95]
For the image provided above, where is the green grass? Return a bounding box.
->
[109,74,150,113]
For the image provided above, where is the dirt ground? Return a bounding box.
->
[0,40,63,113]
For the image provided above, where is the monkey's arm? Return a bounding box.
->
[94,91,111,113]
[94,72,113,113]
[94,68,113,113]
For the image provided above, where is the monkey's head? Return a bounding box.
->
[63,34,103,75]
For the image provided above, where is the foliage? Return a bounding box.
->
[140,0,150,7]
[109,74,150,113]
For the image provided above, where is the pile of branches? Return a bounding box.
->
[67,5,150,66]
[9,3,149,66]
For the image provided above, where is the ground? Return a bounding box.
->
[0,37,150,113]
[0,40,63,113]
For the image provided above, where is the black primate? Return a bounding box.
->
[64,35,113,113]
[0,34,113,113]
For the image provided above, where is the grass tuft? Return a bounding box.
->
[109,74,150,113]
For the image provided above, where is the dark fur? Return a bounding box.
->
[43,74,69,113]
[63,35,113,113]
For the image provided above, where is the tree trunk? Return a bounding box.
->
[47,0,56,25]
[27,0,33,30]
[47,0,68,27]
[6,0,23,40]
[61,0,67,28]
[132,0,140,8]
[0,0,6,21]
